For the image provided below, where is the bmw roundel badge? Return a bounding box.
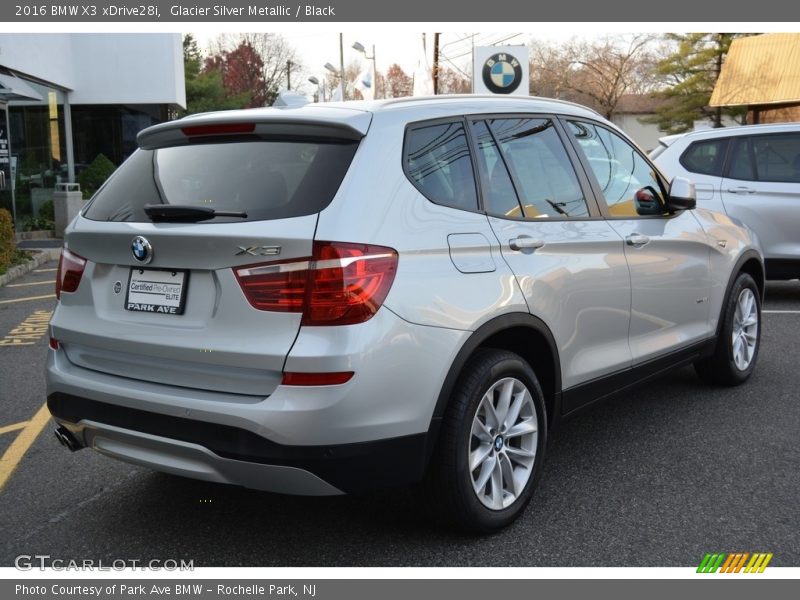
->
[482,52,523,94]
[131,236,153,264]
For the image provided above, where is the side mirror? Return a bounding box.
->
[667,176,696,212]
[634,186,663,216]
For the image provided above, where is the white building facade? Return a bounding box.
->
[0,33,185,228]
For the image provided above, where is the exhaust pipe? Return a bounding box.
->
[54,426,83,452]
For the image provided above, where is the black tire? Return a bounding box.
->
[422,349,547,533]
[695,272,761,386]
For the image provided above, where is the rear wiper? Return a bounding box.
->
[143,204,248,223]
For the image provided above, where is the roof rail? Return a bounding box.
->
[376,94,604,117]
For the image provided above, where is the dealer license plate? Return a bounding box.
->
[125,268,188,315]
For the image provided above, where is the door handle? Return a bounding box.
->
[509,237,545,252]
[726,186,756,194]
[625,233,650,248]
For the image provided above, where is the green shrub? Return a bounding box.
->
[78,154,117,199]
[0,208,16,268]
[39,199,55,221]
[22,215,55,232]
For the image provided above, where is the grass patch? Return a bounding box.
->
[0,249,34,276]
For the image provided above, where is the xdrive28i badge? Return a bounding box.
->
[482,52,523,94]
[131,236,153,264]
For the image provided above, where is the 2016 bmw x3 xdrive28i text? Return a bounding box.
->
[46,96,764,532]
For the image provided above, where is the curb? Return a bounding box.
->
[0,249,62,288]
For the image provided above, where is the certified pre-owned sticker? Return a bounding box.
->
[125,269,188,315]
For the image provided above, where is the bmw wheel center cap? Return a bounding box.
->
[131,236,153,264]
[482,52,523,94]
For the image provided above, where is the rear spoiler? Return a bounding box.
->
[138,111,372,149]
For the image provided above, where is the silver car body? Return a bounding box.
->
[46,96,764,496]
[652,123,800,279]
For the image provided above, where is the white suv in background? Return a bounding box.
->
[47,96,764,532]
[652,123,800,280]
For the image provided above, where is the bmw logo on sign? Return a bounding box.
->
[482,53,523,94]
[131,236,153,264]
[473,45,529,96]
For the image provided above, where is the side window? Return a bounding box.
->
[404,121,478,211]
[568,120,666,217]
[680,138,729,176]
[751,133,800,183]
[487,118,590,219]
[727,137,756,180]
[469,120,523,218]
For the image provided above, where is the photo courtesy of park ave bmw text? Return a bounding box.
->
[0,0,798,596]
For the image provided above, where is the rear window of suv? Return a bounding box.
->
[679,138,729,176]
[83,138,359,223]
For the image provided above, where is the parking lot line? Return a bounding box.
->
[33,268,57,273]
[763,310,800,314]
[0,403,52,492]
[6,280,55,288]
[0,294,56,305]
[0,422,28,436]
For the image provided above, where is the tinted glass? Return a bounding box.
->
[405,122,478,211]
[489,118,589,219]
[470,120,522,218]
[727,138,755,181]
[83,139,359,222]
[680,139,728,176]
[568,121,665,217]
[751,133,800,183]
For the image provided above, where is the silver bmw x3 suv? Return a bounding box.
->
[47,96,764,532]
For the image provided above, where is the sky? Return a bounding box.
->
[191,29,596,94]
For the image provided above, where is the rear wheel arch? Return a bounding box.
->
[431,313,562,428]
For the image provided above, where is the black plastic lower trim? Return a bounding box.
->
[47,393,429,494]
[560,338,715,416]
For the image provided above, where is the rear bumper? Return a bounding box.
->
[49,392,433,495]
[45,307,467,494]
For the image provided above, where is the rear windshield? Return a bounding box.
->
[83,138,359,222]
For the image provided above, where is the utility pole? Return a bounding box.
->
[287,60,292,90]
[339,33,346,100]
[433,32,440,95]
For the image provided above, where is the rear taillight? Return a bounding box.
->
[55,248,87,299]
[234,241,398,326]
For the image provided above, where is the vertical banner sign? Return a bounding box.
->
[472,46,530,96]
[0,107,10,191]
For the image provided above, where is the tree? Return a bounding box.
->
[384,64,413,98]
[528,35,661,120]
[437,67,471,94]
[211,33,302,106]
[181,34,247,115]
[647,33,750,133]
[209,41,268,108]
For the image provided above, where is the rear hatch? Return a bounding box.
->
[52,110,369,397]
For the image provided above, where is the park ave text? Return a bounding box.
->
[16,584,317,597]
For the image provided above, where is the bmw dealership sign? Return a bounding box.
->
[473,46,530,96]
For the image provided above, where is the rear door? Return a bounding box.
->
[53,123,361,397]
[470,115,633,393]
[564,119,713,364]
[671,136,730,214]
[720,132,800,276]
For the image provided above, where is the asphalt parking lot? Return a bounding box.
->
[0,260,798,567]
